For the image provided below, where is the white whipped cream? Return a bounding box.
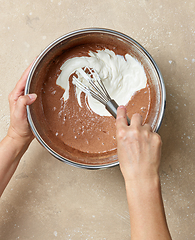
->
[56,49,147,116]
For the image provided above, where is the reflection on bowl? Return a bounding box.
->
[25,28,166,169]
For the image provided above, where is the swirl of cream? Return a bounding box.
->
[56,49,147,116]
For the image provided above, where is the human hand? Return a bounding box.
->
[7,63,37,145]
[116,106,162,183]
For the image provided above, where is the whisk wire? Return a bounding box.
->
[89,91,107,105]
[73,66,130,125]
[76,67,110,103]
[72,75,89,94]
[72,74,107,105]
[85,67,111,101]
[89,80,108,101]
[98,79,111,100]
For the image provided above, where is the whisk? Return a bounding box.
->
[72,67,130,125]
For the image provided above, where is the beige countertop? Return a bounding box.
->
[0,0,195,239]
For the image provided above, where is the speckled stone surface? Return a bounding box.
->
[0,1,195,239]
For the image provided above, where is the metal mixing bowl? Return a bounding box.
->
[25,28,166,169]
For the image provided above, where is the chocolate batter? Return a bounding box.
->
[41,45,151,153]
[29,39,157,165]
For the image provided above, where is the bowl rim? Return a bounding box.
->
[25,27,166,169]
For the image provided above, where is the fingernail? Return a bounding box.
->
[28,93,37,100]
[118,105,125,109]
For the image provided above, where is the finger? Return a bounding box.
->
[143,123,152,132]
[130,113,142,127]
[14,94,37,120]
[116,105,128,128]
[11,60,36,101]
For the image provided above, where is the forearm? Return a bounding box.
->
[0,135,31,196]
[125,176,172,240]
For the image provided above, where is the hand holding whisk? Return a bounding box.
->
[72,67,130,125]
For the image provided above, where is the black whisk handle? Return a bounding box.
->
[106,100,130,126]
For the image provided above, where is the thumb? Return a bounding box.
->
[27,93,37,105]
[14,94,37,120]
[116,105,128,128]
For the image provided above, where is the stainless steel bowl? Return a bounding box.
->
[25,28,166,169]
